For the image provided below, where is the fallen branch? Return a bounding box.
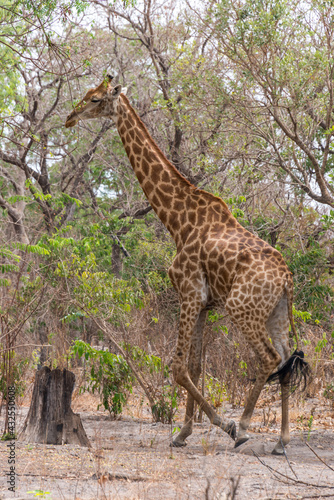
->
[91,472,148,482]
[280,438,298,479]
[252,449,334,490]
[305,442,334,473]
[301,495,334,499]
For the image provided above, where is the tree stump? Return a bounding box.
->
[19,366,91,446]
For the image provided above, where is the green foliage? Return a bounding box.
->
[39,234,145,325]
[71,340,134,419]
[123,342,178,423]
[238,360,248,378]
[0,246,20,275]
[320,210,334,230]
[289,245,333,321]
[120,220,174,288]
[151,385,178,424]
[71,340,178,423]
[323,383,334,401]
[26,490,51,499]
[122,343,178,423]
[23,180,83,226]
[292,305,312,323]
[123,343,168,377]
[226,195,246,220]
[1,432,17,441]
[24,0,88,17]
[315,332,328,354]
[13,242,50,256]
[206,375,228,408]
[207,310,228,334]
[0,350,29,398]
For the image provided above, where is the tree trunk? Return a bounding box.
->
[111,241,122,277]
[19,367,90,446]
[36,321,48,369]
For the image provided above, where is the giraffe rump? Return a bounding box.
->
[266,350,311,392]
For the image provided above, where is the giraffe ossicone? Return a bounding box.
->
[65,77,310,454]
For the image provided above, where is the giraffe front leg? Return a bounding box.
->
[172,301,236,446]
[172,393,197,447]
[172,310,206,447]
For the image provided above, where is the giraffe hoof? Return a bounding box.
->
[170,440,187,448]
[226,421,237,441]
[234,436,249,448]
[271,447,284,456]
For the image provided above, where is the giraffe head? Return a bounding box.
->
[65,75,127,128]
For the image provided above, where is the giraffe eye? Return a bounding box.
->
[91,98,101,103]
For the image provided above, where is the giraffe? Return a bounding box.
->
[65,75,309,454]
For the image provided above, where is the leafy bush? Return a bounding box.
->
[0,350,29,399]
[151,385,179,424]
[205,375,228,408]
[323,383,334,401]
[71,340,179,423]
[71,340,134,419]
[122,343,179,424]
[289,245,333,321]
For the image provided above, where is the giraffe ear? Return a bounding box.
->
[121,87,127,95]
[110,84,122,98]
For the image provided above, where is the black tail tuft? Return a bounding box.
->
[267,350,311,392]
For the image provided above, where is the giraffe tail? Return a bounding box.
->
[266,274,311,391]
[286,272,299,350]
[266,350,311,392]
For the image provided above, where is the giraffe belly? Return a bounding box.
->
[203,256,236,304]
[206,276,231,305]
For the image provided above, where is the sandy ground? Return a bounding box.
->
[1,392,334,500]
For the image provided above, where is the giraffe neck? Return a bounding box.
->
[116,94,201,246]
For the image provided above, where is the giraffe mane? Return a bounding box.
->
[120,94,230,213]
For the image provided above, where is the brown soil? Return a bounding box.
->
[1,391,334,500]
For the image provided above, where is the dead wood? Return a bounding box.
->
[19,366,90,447]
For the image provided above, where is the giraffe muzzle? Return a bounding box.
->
[65,111,79,128]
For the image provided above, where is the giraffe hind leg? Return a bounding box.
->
[225,277,288,448]
[223,308,282,449]
[234,329,281,448]
[269,351,311,454]
[265,294,310,454]
[271,377,289,455]
[266,292,291,454]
